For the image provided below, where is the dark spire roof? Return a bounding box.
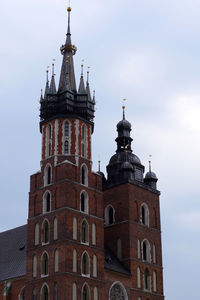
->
[78,64,86,93]
[44,69,50,99]
[39,6,95,131]
[58,7,77,93]
[86,69,92,101]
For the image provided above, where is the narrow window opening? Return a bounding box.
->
[47,166,51,184]
[81,193,85,212]
[81,220,89,244]
[109,207,114,224]
[54,284,58,300]
[41,285,49,300]
[41,253,49,276]
[82,167,85,185]
[82,252,90,276]
[82,285,90,300]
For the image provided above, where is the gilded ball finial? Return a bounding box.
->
[67,6,71,12]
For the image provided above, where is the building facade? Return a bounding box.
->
[0,6,164,300]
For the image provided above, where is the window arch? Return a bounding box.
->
[105,205,115,225]
[42,219,50,244]
[73,283,77,300]
[54,249,59,272]
[94,287,98,300]
[19,287,25,300]
[137,267,141,288]
[81,219,89,244]
[41,284,49,300]
[44,164,52,186]
[43,191,51,213]
[153,271,157,292]
[80,191,88,214]
[46,124,52,157]
[73,249,77,272]
[54,283,58,300]
[93,254,97,277]
[33,255,37,278]
[81,164,88,186]
[141,203,149,226]
[82,283,90,300]
[81,251,90,276]
[73,217,77,240]
[34,223,39,245]
[142,239,151,262]
[63,120,71,155]
[109,282,128,300]
[92,224,96,245]
[53,218,58,240]
[41,252,49,276]
[33,288,37,300]
[144,268,151,291]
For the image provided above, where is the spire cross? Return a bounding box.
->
[67,3,71,35]
[149,155,152,172]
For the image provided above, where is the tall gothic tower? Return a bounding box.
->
[0,5,164,300]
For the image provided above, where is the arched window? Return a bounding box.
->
[137,239,141,259]
[65,121,69,137]
[81,220,89,244]
[93,255,97,277]
[137,267,141,288]
[105,205,115,225]
[33,288,37,300]
[46,124,52,157]
[109,282,128,300]
[19,287,25,300]
[144,268,151,291]
[73,283,77,300]
[34,223,39,245]
[141,203,149,226]
[142,239,151,262]
[81,164,88,186]
[43,191,51,213]
[64,140,69,154]
[80,191,88,214]
[44,164,52,186]
[73,217,77,240]
[54,283,58,300]
[42,220,50,244]
[54,249,59,272]
[53,218,58,240]
[81,125,87,158]
[94,287,98,300]
[73,249,77,272]
[153,244,156,263]
[41,252,49,276]
[41,284,49,300]
[81,252,90,276]
[92,224,96,245]
[63,120,71,155]
[82,283,90,300]
[153,271,157,292]
[33,255,37,278]
[117,239,122,260]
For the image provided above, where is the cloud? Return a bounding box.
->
[177,211,200,233]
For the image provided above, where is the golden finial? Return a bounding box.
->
[46,66,50,82]
[122,98,126,120]
[67,0,71,11]
[87,66,91,83]
[52,59,56,76]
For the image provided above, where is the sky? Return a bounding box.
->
[1,0,200,298]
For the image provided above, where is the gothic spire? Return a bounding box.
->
[49,63,57,94]
[86,68,92,101]
[58,6,77,93]
[78,64,86,93]
[44,68,50,99]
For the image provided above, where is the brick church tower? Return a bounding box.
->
[0,5,164,300]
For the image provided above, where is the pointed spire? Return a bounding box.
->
[40,89,44,102]
[78,63,86,93]
[44,67,50,99]
[86,67,92,101]
[149,155,152,172]
[122,98,126,120]
[93,90,96,103]
[49,61,57,94]
[58,5,77,93]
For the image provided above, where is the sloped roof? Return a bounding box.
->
[104,247,130,276]
[0,225,27,281]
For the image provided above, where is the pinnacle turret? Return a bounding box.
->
[78,64,86,94]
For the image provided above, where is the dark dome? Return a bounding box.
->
[145,171,157,180]
[117,119,131,130]
[109,151,141,166]
[120,161,133,170]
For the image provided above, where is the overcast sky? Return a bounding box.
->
[1,0,200,298]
